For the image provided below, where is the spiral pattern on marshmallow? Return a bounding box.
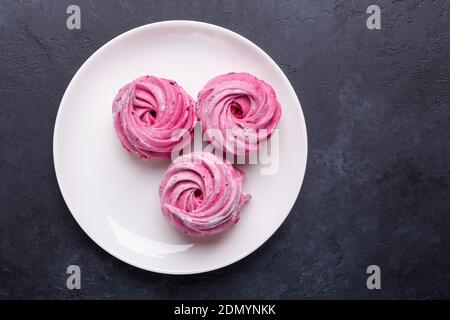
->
[196,72,281,155]
[159,152,251,236]
[113,75,195,158]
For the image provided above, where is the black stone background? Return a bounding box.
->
[0,0,449,299]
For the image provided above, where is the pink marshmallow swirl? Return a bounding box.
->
[112,76,195,158]
[159,152,251,236]
[196,72,281,155]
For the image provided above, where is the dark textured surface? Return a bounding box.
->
[1,0,450,299]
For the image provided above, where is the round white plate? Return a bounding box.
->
[54,21,307,274]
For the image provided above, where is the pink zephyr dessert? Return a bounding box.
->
[112,75,195,158]
[196,72,281,155]
[159,152,251,236]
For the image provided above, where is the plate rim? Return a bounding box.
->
[53,20,308,275]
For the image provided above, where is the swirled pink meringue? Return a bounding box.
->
[196,72,281,155]
[159,152,251,236]
[112,76,195,158]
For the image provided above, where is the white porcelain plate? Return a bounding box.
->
[54,21,308,274]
